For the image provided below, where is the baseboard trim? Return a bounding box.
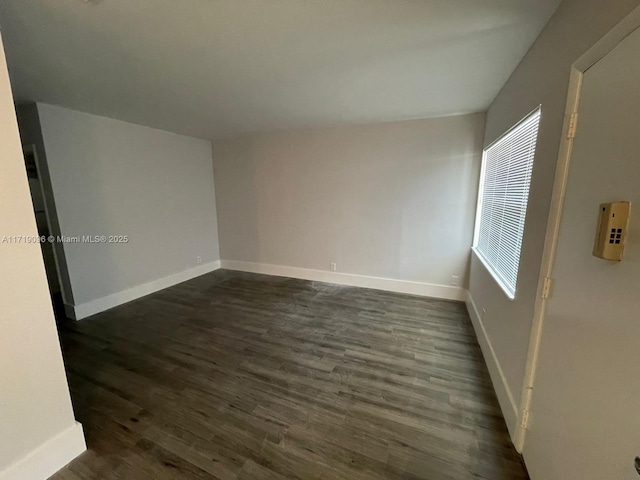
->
[0,422,85,480]
[65,260,221,320]
[466,292,519,440]
[220,260,466,301]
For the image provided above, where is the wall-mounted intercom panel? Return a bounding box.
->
[593,201,631,261]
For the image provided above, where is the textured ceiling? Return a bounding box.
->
[0,0,560,140]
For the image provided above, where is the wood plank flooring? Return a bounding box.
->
[51,270,528,480]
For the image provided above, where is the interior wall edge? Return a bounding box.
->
[466,291,519,442]
[66,260,221,320]
[221,260,467,301]
[0,422,85,480]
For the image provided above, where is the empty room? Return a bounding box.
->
[2,1,640,479]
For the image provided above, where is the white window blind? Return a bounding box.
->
[473,107,541,299]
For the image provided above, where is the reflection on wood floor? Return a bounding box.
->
[52,270,527,480]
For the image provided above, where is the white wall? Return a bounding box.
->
[466,0,640,437]
[0,34,85,480]
[28,104,220,318]
[213,113,485,296]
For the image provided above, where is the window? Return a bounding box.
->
[473,107,541,299]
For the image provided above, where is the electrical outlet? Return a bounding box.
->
[451,275,459,286]
[330,262,337,272]
[196,256,202,265]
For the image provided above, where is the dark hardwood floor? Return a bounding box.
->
[51,270,527,480]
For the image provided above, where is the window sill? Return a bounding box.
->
[471,247,516,301]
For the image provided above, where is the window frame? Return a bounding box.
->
[472,106,542,300]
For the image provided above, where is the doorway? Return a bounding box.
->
[23,144,65,315]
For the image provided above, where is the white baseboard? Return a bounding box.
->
[220,260,466,301]
[0,422,85,480]
[466,292,519,440]
[65,260,221,320]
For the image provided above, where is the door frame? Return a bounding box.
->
[23,143,68,301]
[514,4,640,452]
